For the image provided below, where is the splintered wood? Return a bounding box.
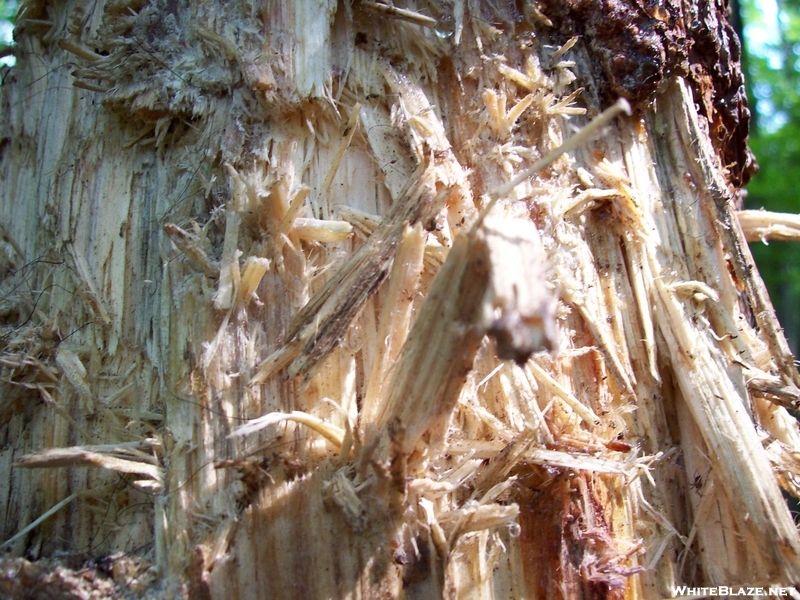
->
[3,1,800,599]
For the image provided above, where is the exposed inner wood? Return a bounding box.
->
[2,1,800,598]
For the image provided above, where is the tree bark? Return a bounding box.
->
[1,0,799,598]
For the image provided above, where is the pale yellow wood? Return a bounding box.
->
[2,0,799,598]
[738,209,800,242]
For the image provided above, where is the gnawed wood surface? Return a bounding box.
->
[1,1,800,598]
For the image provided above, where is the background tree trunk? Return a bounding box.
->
[2,0,800,598]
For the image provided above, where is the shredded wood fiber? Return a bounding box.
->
[2,1,800,598]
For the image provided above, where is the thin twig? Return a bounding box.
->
[1,491,84,548]
[361,1,438,28]
[475,98,632,228]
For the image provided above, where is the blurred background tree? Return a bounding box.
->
[741,0,800,355]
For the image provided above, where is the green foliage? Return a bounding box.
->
[742,0,800,353]
[0,0,15,68]
[749,132,800,213]
[0,0,15,25]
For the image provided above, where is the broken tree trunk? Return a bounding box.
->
[1,0,799,598]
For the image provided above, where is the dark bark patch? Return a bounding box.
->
[538,0,756,186]
[538,0,684,104]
